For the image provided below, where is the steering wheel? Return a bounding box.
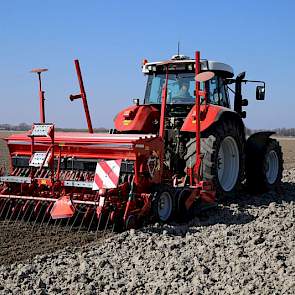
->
[171,97,207,105]
[171,96,194,103]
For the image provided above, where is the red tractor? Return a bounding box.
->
[115,52,283,194]
[0,51,283,231]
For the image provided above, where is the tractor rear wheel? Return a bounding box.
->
[246,138,283,193]
[185,119,245,198]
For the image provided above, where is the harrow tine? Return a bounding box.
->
[95,210,103,238]
[44,218,52,232]
[3,201,12,223]
[46,215,52,227]
[20,201,31,223]
[53,218,59,228]
[111,213,119,233]
[32,203,45,230]
[0,199,4,217]
[40,202,53,230]
[111,221,116,233]
[13,201,25,225]
[55,219,63,233]
[63,216,72,232]
[7,212,15,225]
[69,211,80,232]
[87,207,97,232]
[3,200,12,228]
[77,214,86,233]
[26,202,36,225]
[77,207,90,233]
[0,198,9,219]
[39,207,49,229]
[45,214,53,231]
[4,200,18,227]
[2,201,14,228]
[103,211,111,238]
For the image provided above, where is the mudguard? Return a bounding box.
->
[246,131,275,152]
[181,104,239,133]
[114,105,160,133]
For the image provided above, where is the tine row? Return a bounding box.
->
[0,197,117,237]
[11,167,95,181]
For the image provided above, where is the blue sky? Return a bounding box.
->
[0,0,294,129]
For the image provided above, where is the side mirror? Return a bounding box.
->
[256,86,265,100]
[133,98,140,106]
[237,71,246,80]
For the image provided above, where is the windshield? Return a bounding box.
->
[144,73,200,104]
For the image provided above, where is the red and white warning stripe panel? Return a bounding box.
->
[92,160,122,190]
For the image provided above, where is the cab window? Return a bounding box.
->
[208,76,230,107]
[144,73,205,104]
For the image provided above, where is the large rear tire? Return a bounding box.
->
[246,138,283,193]
[185,119,245,198]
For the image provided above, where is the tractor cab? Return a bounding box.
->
[114,54,236,133]
[143,55,234,109]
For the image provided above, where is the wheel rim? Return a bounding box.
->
[265,150,279,184]
[157,192,172,221]
[217,136,240,192]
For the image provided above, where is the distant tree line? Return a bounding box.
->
[0,123,31,131]
[0,123,108,133]
[1,123,294,136]
[246,127,295,137]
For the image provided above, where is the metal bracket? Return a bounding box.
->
[0,176,32,184]
[63,180,93,188]
[29,123,54,137]
[29,152,52,167]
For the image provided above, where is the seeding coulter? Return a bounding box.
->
[0,51,283,232]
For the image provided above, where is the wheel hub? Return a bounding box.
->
[217,136,240,192]
[265,150,279,184]
[157,192,172,221]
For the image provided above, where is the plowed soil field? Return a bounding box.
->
[0,132,294,294]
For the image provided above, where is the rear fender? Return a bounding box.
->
[181,104,240,133]
[114,105,160,133]
[246,131,275,153]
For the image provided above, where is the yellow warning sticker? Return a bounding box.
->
[123,120,132,126]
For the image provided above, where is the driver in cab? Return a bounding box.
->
[172,80,193,102]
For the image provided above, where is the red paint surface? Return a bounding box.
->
[181,104,229,132]
[114,105,160,133]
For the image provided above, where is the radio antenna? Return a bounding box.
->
[177,41,180,55]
